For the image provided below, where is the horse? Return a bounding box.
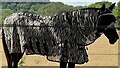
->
[2,3,119,68]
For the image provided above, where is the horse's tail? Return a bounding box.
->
[2,28,9,53]
[2,28,11,60]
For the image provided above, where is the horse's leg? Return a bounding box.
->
[2,43,12,68]
[2,44,12,68]
[60,62,67,68]
[68,63,75,68]
[11,53,24,68]
[2,29,23,68]
[2,29,12,68]
[4,53,12,68]
[3,42,24,68]
[6,54,12,68]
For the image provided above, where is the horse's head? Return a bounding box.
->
[97,3,119,44]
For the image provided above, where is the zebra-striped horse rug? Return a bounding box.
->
[2,4,119,64]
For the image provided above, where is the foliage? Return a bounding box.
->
[117,1,120,26]
[1,2,83,16]
[36,2,75,16]
[2,9,14,22]
[88,1,112,7]
[0,1,120,27]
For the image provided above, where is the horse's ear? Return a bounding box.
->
[108,3,116,11]
[101,4,106,11]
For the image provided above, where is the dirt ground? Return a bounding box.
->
[0,31,119,67]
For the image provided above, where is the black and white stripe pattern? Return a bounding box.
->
[2,8,115,64]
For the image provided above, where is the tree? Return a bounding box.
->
[36,2,75,16]
[2,9,14,21]
[117,1,120,26]
[1,1,119,25]
[7,3,17,11]
[2,2,8,9]
[16,3,31,12]
[29,5,35,12]
[88,1,112,8]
